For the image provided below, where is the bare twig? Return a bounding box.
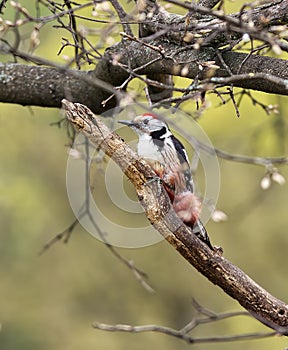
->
[0,0,8,14]
[39,217,81,255]
[110,0,133,35]
[92,322,276,344]
[198,0,221,9]
[120,32,166,57]
[168,120,288,167]
[208,73,288,92]
[63,0,81,69]
[9,1,94,25]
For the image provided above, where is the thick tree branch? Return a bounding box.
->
[0,41,287,114]
[62,99,288,334]
[103,40,288,95]
[0,0,287,113]
[0,63,123,113]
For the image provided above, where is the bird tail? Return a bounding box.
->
[192,219,214,251]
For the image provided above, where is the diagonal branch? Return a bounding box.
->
[62,99,288,335]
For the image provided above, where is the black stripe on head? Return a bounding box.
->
[150,126,167,140]
[150,127,167,149]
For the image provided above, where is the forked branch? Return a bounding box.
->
[62,99,288,335]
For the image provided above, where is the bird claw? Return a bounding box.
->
[213,245,224,255]
[145,176,163,186]
[145,176,165,197]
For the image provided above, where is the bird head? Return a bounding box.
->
[118,113,170,138]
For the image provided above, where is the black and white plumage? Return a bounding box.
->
[119,113,214,250]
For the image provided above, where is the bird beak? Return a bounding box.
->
[118,120,134,127]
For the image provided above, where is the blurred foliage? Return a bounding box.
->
[1,0,288,350]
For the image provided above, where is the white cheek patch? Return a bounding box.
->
[137,135,165,163]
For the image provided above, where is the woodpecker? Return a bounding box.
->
[119,113,215,250]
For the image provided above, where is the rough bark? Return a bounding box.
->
[1,45,288,114]
[0,1,287,113]
[63,99,288,335]
[0,63,119,114]
[103,41,288,93]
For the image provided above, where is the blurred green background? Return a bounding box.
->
[1,1,288,349]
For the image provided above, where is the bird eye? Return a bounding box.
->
[143,118,149,125]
